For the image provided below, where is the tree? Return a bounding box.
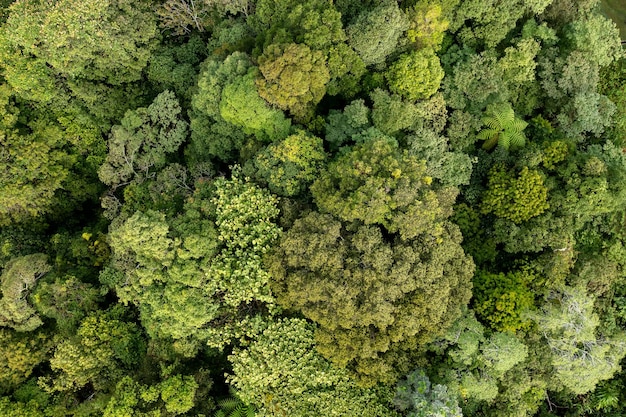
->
[250,130,326,196]
[256,43,330,121]
[227,318,396,416]
[386,49,445,102]
[251,0,345,52]
[346,1,409,66]
[0,254,50,332]
[531,287,626,395]
[472,270,535,333]
[564,13,622,68]
[406,1,449,51]
[481,164,549,223]
[430,311,530,405]
[311,137,458,241]
[219,68,291,142]
[31,275,102,335]
[98,91,189,188]
[0,0,158,103]
[394,369,463,417]
[269,212,474,384]
[107,172,281,351]
[0,329,51,394]
[446,0,549,48]
[42,307,144,393]
[325,99,371,149]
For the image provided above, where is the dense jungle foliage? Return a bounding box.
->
[0,0,625,415]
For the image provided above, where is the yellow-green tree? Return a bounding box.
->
[481,164,549,223]
[256,43,330,121]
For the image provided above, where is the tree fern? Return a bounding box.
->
[215,396,256,417]
[478,103,527,151]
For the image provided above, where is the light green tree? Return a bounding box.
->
[0,254,50,332]
[386,49,445,102]
[98,91,189,188]
[227,318,396,416]
[531,287,626,395]
[107,173,281,351]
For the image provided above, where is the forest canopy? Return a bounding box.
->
[0,0,625,416]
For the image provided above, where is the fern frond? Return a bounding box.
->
[482,134,499,150]
[509,118,528,134]
[218,397,240,411]
[477,128,499,140]
[482,115,499,129]
[231,403,245,417]
[493,106,514,129]
[508,132,526,148]
[499,132,511,150]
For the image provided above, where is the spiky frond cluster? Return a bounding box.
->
[215,396,256,417]
[478,103,527,150]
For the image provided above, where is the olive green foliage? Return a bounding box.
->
[346,1,409,66]
[107,173,280,350]
[256,43,330,121]
[481,164,549,223]
[42,307,144,393]
[0,254,50,332]
[251,0,364,98]
[98,91,189,188]
[311,137,458,240]
[386,49,445,101]
[252,0,345,51]
[0,329,51,394]
[228,318,396,416]
[251,130,326,196]
[472,270,535,333]
[0,0,158,103]
[270,212,474,384]
[0,86,104,225]
[394,369,462,417]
